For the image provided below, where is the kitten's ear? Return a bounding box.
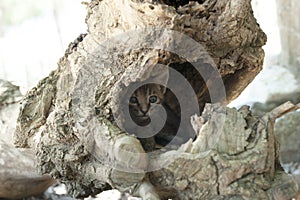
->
[159,85,167,94]
[141,56,169,91]
[150,65,168,94]
[147,59,169,84]
[150,67,169,82]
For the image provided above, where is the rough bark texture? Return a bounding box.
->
[13,0,297,199]
[251,92,300,164]
[145,103,299,199]
[0,80,55,199]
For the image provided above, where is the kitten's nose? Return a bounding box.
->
[140,106,149,115]
[141,108,148,115]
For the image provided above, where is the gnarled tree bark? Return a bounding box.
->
[13,0,298,199]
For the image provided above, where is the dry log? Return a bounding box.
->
[144,103,300,199]
[0,80,55,199]
[13,0,297,199]
[0,140,56,199]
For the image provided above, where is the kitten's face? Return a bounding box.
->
[129,84,165,125]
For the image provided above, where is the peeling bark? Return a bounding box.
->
[12,0,297,199]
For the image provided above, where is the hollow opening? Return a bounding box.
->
[123,60,216,152]
[159,0,205,9]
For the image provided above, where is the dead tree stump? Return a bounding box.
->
[13,0,298,199]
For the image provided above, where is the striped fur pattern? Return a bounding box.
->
[129,84,165,126]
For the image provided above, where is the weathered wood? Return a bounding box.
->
[0,80,55,199]
[0,140,56,199]
[14,0,296,199]
[141,103,299,199]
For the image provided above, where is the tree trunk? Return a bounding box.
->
[13,0,298,199]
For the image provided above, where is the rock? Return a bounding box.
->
[0,140,56,199]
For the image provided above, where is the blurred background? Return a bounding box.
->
[0,0,86,93]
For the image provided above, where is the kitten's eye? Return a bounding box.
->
[149,95,158,103]
[129,96,138,104]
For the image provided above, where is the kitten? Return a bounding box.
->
[129,84,180,152]
[129,84,165,125]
